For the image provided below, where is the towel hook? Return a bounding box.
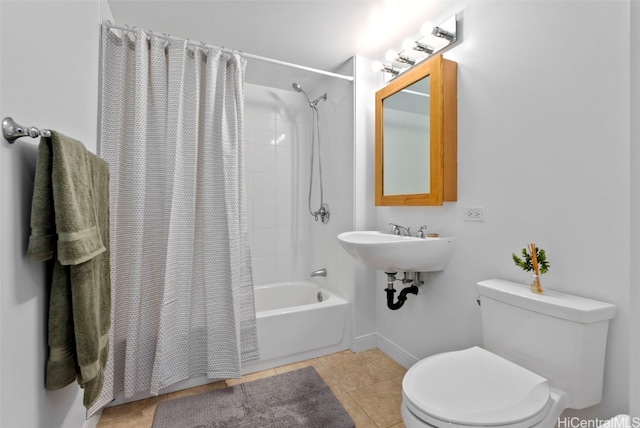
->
[3,117,51,144]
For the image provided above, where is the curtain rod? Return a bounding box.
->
[3,117,51,144]
[103,21,354,82]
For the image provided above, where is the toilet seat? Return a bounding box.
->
[402,347,551,427]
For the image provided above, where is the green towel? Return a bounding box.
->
[27,131,111,409]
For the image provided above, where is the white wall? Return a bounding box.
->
[630,0,640,419]
[352,55,379,350]
[0,1,102,427]
[361,0,631,419]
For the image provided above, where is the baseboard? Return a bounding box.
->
[84,411,101,428]
[241,341,351,374]
[353,333,377,352]
[353,333,420,369]
[371,333,420,369]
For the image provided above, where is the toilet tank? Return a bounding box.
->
[477,279,616,410]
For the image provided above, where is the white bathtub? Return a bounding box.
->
[110,281,349,405]
[244,281,350,371]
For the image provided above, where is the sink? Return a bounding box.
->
[337,231,455,272]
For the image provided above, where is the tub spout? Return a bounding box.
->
[311,268,327,277]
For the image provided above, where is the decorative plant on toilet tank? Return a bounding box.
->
[512,243,550,293]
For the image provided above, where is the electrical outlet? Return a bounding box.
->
[463,207,486,222]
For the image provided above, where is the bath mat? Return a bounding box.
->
[152,366,355,428]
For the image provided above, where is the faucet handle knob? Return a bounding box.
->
[416,225,428,238]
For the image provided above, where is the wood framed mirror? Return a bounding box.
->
[375,54,457,206]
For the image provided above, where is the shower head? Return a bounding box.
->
[292,82,326,109]
[292,82,312,104]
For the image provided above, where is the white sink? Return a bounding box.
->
[337,231,455,272]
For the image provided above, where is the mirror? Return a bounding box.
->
[375,54,457,206]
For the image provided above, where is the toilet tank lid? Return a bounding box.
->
[477,279,616,324]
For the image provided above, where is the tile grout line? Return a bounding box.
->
[318,353,380,428]
[319,350,400,428]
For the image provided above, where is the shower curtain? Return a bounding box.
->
[92,25,259,413]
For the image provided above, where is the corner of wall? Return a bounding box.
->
[629,0,640,418]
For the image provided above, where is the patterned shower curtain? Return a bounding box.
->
[92,24,259,414]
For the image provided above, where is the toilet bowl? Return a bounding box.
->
[401,279,616,428]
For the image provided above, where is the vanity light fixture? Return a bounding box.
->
[385,49,416,65]
[395,53,416,65]
[375,14,458,79]
[402,37,435,55]
[386,49,416,66]
[371,60,401,75]
[412,41,435,54]
[381,63,400,76]
[432,25,456,42]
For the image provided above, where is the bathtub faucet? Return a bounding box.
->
[310,268,327,277]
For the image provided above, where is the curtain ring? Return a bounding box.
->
[198,41,208,55]
[104,20,116,35]
[132,26,141,39]
[162,33,171,48]
[123,24,134,41]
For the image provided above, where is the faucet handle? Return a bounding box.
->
[416,225,428,238]
[389,223,400,234]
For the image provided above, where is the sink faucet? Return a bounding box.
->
[389,223,411,236]
[416,225,428,238]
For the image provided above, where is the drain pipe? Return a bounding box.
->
[385,272,422,310]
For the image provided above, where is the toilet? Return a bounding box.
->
[402,279,617,428]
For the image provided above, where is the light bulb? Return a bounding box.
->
[402,38,415,52]
[385,50,397,62]
[420,22,434,37]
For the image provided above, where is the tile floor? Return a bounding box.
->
[97,348,407,428]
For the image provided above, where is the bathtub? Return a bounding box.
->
[243,281,350,372]
[110,281,350,405]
